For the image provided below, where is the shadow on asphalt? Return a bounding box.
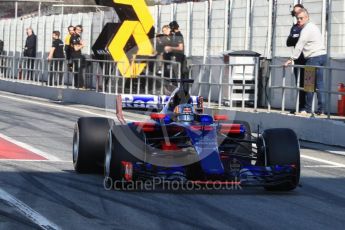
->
[57,169,301,196]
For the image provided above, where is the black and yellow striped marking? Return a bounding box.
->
[93,0,155,78]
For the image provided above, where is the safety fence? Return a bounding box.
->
[189,62,259,109]
[88,58,181,95]
[188,60,345,119]
[268,64,345,118]
[0,55,181,94]
[0,55,78,87]
[0,55,14,78]
[2,55,345,119]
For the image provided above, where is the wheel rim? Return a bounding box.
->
[259,135,267,166]
[72,124,79,165]
[104,130,112,178]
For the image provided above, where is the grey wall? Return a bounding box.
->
[0,9,117,58]
[1,0,345,58]
[205,107,345,148]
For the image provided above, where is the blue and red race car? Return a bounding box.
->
[73,79,300,191]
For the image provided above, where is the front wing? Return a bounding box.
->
[123,162,297,187]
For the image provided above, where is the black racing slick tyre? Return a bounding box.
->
[104,125,144,189]
[73,117,112,173]
[261,128,300,191]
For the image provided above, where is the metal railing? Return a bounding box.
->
[2,54,345,120]
[86,58,181,95]
[47,58,67,87]
[268,64,345,118]
[0,55,14,79]
[0,56,80,87]
[16,57,44,83]
[189,61,259,110]
[0,55,181,95]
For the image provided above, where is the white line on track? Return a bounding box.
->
[0,133,60,161]
[303,165,345,168]
[0,159,72,163]
[301,154,345,167]
[0,187,60,230]
[327,150,345,156]
[0,93,139,163]
[0,93,137,122]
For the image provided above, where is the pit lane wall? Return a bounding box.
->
[1,78,345,148]
[205,107,345,148]
[0,80,117,110]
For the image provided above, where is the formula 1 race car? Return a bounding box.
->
[72,79,300,191]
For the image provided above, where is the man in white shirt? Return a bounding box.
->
[284,8,326,115]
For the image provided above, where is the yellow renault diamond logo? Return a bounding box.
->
[96,0,155,78]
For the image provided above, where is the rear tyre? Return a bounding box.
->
[73,117,111,173]
[104,130,124,181]
[261,128,300,191]
[104,125,143,189]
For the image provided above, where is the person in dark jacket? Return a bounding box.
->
[48,31,65,86]
[156,25,172,77]
[0,40,4,76]
[164,21,187,78]
[286,4,306,112]
[24,27,37,80]
[165,21,184,60]
[70,25,85,88]
[0,40,4,55]
[24,27,37,58]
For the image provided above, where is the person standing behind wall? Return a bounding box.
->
[23,27,37,80]
[164,21,186,78]
[157,25,172,76]
[70,25,85,88]
[284,8,327,115]
[0,39,4,55]
[48,31,65,86]
[65,25,74,70]
[0,40,4,77]
[286,4,307,113]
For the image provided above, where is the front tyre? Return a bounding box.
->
[261,128,300,191]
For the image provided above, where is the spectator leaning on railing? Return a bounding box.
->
[284,8,326,115]
[48,31,65,61]
[286,4,307,112]
[48,31,65,86]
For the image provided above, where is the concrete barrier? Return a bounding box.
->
[0,80,116,110]
[205,108,345,148]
